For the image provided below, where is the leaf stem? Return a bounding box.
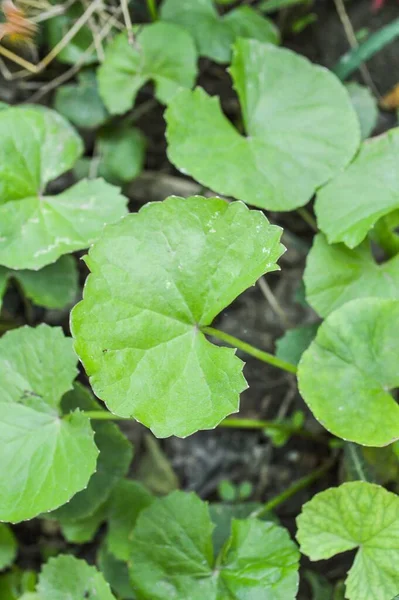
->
[201,326,297,375]
[251,455,336,518]
[146,0,158,20]
[219,418,327,443]
[297,207,318,232]
[82,411,129,421]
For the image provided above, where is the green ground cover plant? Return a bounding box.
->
[1,0,399,599]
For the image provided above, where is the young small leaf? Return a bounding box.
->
[298,298,399,446]
[71,196,284,437]
[0,255,78,312]
[304,234,399,317]
[54,72,108,129]
[166,39,360,211]
[316,128,399,248]
[0,107,128,270]
[45,5,96,66]
[97,22,197,115]
[0,325,98,522]
[0,524,17,570]
[297,482,399,600]
[60,502,108,544]
[129,490,299,599]
[345,82,378,140]
[161,0,279,63]
[97,125,146,184]
[98,545,135,600]
[51,383,133,522]
[37,554,116,600]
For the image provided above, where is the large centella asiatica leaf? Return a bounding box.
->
[71,196,284,438]
[0,106,127,270]
[166,39,360,212]
[0,325,98,522]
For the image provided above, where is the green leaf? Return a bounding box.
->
[0,106,128,270]
[97,125,146,184]
[316,128,399,248]
[0,256,78,312]
[51,383,133,522]
[166,39,360,211]
[46,6,96,66]
[71,196,284,438]
[297,481,399,600]
[54,72,108,129]
[0,325,98,522]
[135,434,179,495]
[345,82,378,140]
[0,525,17,571]
[275,323,319,366]
[98,22,197,115]
[37,555,116,600]
[107,480,154,561]
[304,234,399,317]
[303,570,333,600]
[60,502,108,544]
[129,490,299,599]
[161,0,279,63]
[298,298,399,446]
[98,545,136,600]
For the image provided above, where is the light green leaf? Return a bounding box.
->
[0,525,17,570]
[161,0,279,63]
[51,383,133,522]
[297,482,399,600]
[298,298,399,446]
[97,125,146,184]
[71,196,284,438]
[0,256,78,312]
[129,490,299,599]
[275,323,319,366]
[316,128,399,248]
[37,555,116,600]
[98,545,136,600]
[54,72,108,129]
[98,22,197,115]
[0,106,128,270]
[60,502,108,544]
[304,234,399,317]
[0,325,98,522]
[345,82,378,140]
[107,480,154,561]
[166,39,360,211]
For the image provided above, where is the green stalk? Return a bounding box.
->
[251,455,336,518]
[81,411,128,421]
[146,0,158,21]
[201,326,297,375]
[219,417,327,443]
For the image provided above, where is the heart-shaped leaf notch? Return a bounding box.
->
[71,196,284,438]
[0,106,127,270]
[166,39,360,212]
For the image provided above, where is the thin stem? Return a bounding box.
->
[121,0,135,45]
[82,411,129,421]
[219,417,328,443]
[201,326,297,375]
[297,207,318,232]
[146,0,158,21]
[257,276,293,328]
[251,455,336,518]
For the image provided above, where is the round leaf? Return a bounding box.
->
[98,22,197,115]
[51,383,133,522]
[0,255,78,312]
[304,234,399,317]
[316,128,399,248]
[297,482,399,600]
[166,39,360,211]
[0,107,128,270]
[97,125,146,184]
[298,298,399,446]
[0,325,98,522]
[0,524,17,570]
[129,490,299,599]
[37,555,116,600]
[161,0,279,63]
[54,74,108,129]
[71,196,284,437]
